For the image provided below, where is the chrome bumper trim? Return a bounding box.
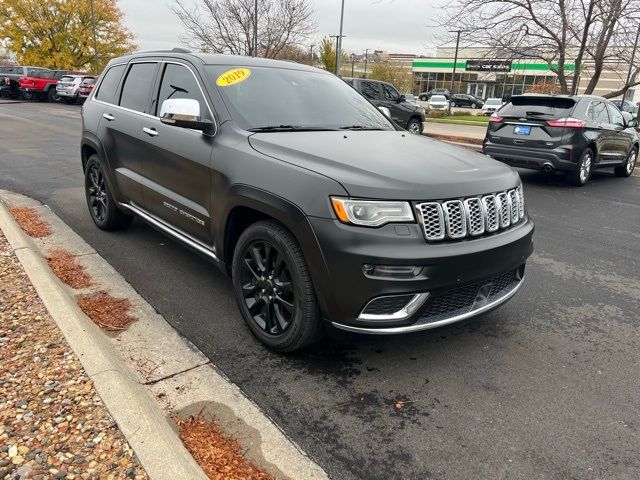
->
[357,292,430,321]
[333,276,525,335]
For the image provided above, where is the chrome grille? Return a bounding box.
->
[442,200,466,239]
[416,188,525,242]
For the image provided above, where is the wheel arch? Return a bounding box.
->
[81,134,123,203]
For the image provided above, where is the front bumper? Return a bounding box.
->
[306,216,534,332]
[56,89,77,98]
[483,141,578,172]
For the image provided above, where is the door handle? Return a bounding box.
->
[102,113,115,121]
[142,127,158,137]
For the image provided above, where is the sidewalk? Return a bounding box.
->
[0,231,147,480]
[425,121,486,140]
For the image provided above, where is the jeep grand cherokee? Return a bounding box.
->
[81,50,534,352]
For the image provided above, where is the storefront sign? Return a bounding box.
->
[465,60,512,72]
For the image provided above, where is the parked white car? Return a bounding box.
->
[428,95,449,110]
[482,97,504,116]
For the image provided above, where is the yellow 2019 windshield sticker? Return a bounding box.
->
[216,68,251,87]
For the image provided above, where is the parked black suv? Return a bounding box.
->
[418,88,451,101]
[81,51,534,351]
[343,77,426,134]
[450,93,484,109]
[483,95,638,186]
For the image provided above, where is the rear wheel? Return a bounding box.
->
[614,147,637,177]
[471,104,478,109]
[232,221,323,352]
[84,155,133,230]
[450,101,457,107]
[48,89,61,102]
[566,148,593,186]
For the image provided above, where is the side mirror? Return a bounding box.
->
[628,118,638,128]
[160,98,214,134]
[378,106,391,117]
[397,95,406,103]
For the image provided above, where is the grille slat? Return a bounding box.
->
[416,188,524,242]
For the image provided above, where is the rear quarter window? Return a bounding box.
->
[95,64,126,104]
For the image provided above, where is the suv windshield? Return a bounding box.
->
[206,65,394,132]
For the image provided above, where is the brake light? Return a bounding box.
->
[547,118,585,128]
[489,114,503,123]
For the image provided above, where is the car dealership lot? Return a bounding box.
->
[1,101,639,479]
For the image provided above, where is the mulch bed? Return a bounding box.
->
[76,292,135,332]
[9,207,51,238]
[425,133,484,145]
[47,250,93,289]
[178,417,278,480]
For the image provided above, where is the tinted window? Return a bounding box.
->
[588,102,609,124]
[119,63,157,113]
[95,65,126,104]
[500,96,575,119]
[0,67,19,75]
[155,63,207,117]
[606,103,625,126]
[206,66,393,131]
[382,83,400,101]
[26,68,51,77]
[360,81,380,100]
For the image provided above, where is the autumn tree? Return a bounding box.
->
[172,0,315,59]
[0,0,136,72]
[370,61,413,93]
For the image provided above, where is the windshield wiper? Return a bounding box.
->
[248,125,339,132]
[339,125,385,131]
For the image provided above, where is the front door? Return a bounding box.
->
[606,103,634,161]
[139,62,214,244]
[380,82,410,126]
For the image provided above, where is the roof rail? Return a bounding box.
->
[130,48,192,55]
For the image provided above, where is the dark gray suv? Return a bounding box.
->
[81,50,534,351]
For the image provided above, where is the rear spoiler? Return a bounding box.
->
[510,95,576,109]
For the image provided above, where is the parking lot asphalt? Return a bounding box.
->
[1,101,639,480]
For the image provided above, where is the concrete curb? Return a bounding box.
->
[0,192,330,480]
[0,203,209,480]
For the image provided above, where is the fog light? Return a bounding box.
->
[362,264,423,278]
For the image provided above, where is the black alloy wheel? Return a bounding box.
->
[84,155,133,230]
[87,163,108,223]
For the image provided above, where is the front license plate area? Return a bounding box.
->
[513,125,532,136]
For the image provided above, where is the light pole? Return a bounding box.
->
[253,0,258,56]
[309,44,314,65]
[335,0,345,76]
[89,0,99,73]
[448,29,463,115]
[364,48,369,78]
[351,54,355,77]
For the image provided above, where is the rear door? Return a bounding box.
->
[358,80,382,106]
[586,101,615,162]
[487,95,576,150]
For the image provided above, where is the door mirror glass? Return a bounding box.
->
[627,118,638,128]
[397,94,406,103]
[160,98,213,134]
[378,106,391,117]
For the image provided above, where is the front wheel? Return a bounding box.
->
[232,221,323,352]
[450,102,456,107]
[614,147,637,177]
[566,148,593,186]
[84,155,133,230]
[406,118,423,135]
[471,104,478,109]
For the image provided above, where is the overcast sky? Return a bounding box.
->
[118,0,444,56]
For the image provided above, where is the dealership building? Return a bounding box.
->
[407,47,637,102]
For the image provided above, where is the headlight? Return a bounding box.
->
[330,197,414,227]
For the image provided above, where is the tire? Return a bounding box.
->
[471,104,478,109]
[232,220,323,352]
[22,92,35,101]
[450,102,456,107]
[614,147,637,177]
[48,89,61,102]
[566,148,594,186]
[84,155,133,230]
[406,118,423,135]
[419,95,427,101]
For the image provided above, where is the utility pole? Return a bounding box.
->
[253,0,258,56]
[351,54,355,77]
[89,0,99,73]
[335,0,346,76]
[364,48,369,78]
[309,44,314,65]
[448,29,463,115]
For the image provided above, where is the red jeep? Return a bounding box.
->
[19,69,88,102]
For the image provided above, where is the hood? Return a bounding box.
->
[248,131,519,200]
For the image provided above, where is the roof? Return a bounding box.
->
[119,50,323,73]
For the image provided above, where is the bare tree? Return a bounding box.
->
[172,0,316,59]
[437,0,640,97]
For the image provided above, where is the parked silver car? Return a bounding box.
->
[427,94,449,110]
[56,75,95,104]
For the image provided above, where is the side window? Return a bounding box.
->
[382,84,400,101]
[589,102,610,124]
[155,63,207,118]
[119,63,158,113]
[607,103,625,127]
[95,65,126,104]
[360,81,380,100]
